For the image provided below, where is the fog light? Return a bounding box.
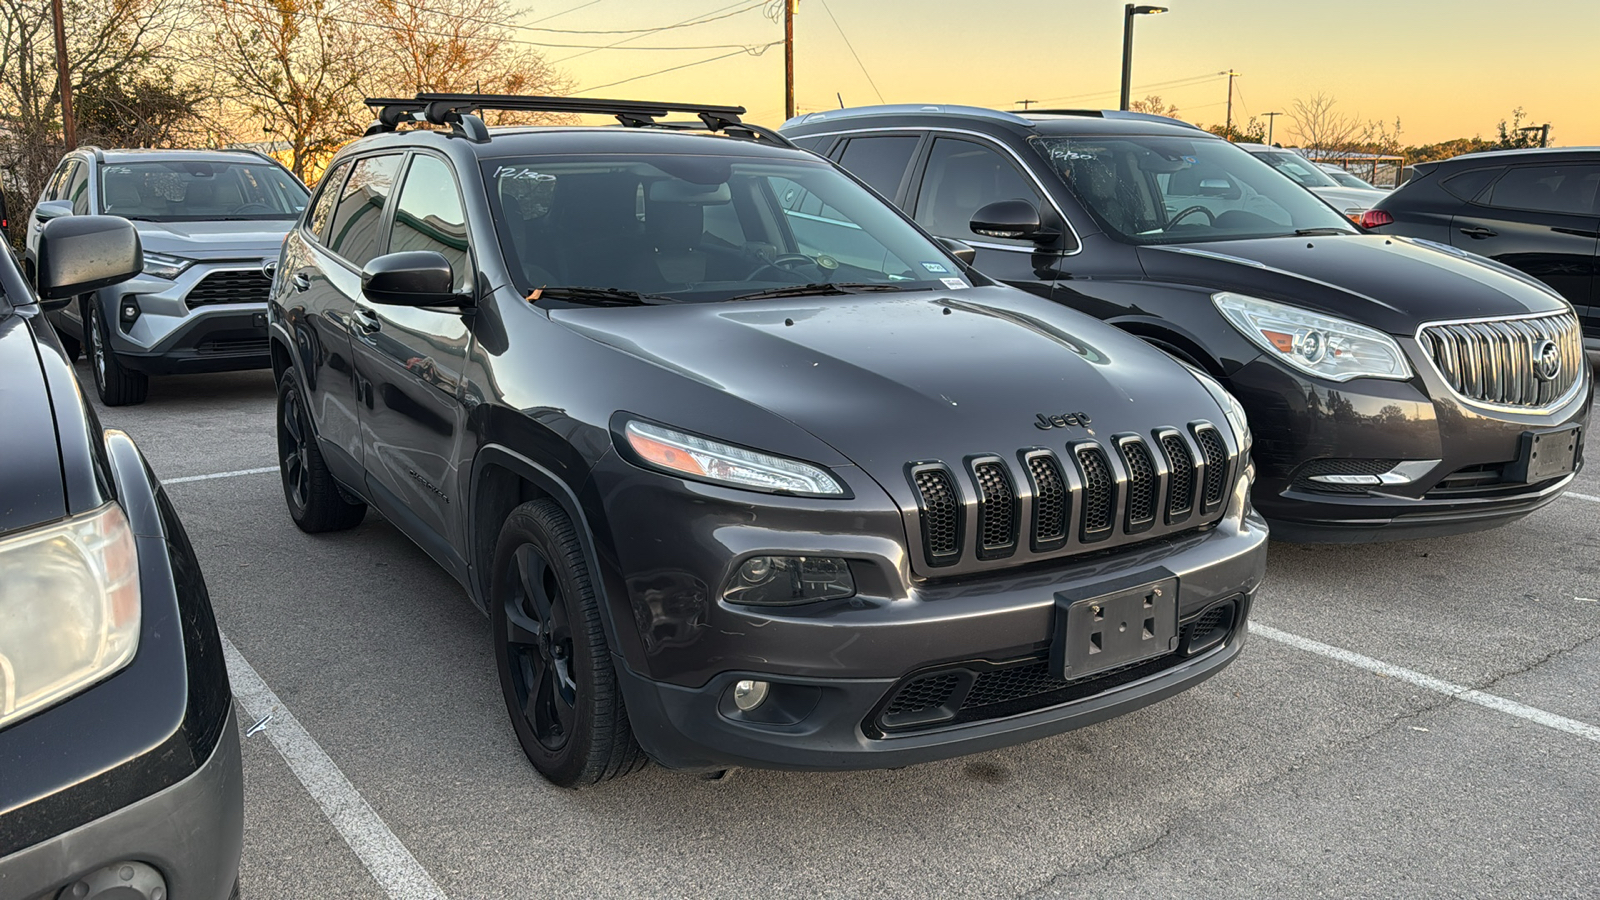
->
[732,679,769,711]
[724,555,854,606]
[118,297,141,331]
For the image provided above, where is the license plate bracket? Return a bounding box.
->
[1051,575,1179,681]
[1505,425,1581,485]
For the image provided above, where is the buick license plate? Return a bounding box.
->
[1507,426,1580,485]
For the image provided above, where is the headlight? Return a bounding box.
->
[623,420,844,496]
[142,251,194,279]
[1213,292,1411,382]
[0,503,141,730]
[1186,366,1252,454]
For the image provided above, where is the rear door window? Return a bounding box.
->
[307,161,351,242]
[388,154,471,291]
[836,135,920,201]
[65,163,91,214]
[1484,164,1600,215]
[913,137,1047,246]
[326,154,402,267]
[1440,167,1504,203]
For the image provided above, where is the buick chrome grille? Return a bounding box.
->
[906,426,1233,573]
[1420,312,1583,410]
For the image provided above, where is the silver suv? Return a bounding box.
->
[28,147,309,404]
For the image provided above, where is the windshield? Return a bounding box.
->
[1251,151,1340,187]
[1031,135,1357,245]
[481,153,967,303]
[99,160,308,221]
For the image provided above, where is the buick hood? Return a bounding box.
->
[1141,235,1571,335]
[134,219,292,259]
[552,286,1224,478]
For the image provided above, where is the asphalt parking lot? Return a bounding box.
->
[85,363,1600,900]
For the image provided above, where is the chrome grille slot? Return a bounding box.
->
[1025,451,1069,550]
[972,460,1018,559]
[1194,426,1229,513]
[1159,433,1195,520]
[1075,446,1115,540]
[1118,438,1157,532]
[1421,312,1583,409]
[911,467,962,566]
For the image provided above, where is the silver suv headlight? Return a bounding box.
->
[0,502,141,730]
[1213,292,1412,382]
[142,251,194,280]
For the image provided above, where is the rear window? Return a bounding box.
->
[1440,167,1504,203]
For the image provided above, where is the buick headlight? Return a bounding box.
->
[623,420,844,496]
[0,503,141,730]
[1186,366,1252,454]
[141,251,194,280]
[1213,292,1411,382]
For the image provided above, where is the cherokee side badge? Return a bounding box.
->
[1035,411,1093,430]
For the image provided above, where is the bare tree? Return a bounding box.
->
[1129,95,1179,118]
[1286,93,1361,155]
[353,0,568,101]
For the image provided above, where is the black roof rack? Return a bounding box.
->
[363,93,792,147]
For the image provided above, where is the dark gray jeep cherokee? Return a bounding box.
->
[269,94,1266,786]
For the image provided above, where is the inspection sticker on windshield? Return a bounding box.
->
[940,277,969,290]
[920,261,950,274]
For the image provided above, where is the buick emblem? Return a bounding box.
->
[1532,340,1562,382]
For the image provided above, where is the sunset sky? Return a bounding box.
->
[520,0,1597,146]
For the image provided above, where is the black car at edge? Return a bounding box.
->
[783,106,1593,542]
[268,94,1266,786]
[0,218,241,898]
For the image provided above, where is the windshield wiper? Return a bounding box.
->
[725,282,918,302]
[532,286,670,306]
[1294,227,1356,236]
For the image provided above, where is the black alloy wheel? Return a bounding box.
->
[275,368,366,532]
[85,298,148,405]
[492,500,645,787]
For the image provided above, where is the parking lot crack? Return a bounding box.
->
[1015,824,1175,898]
[1470,629,1600,696]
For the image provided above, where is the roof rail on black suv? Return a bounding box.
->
[786,104,1592,543]
[268,92,1266,786]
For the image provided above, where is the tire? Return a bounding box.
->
[275,367,366,533]
[85,299,148,406]
[492,499,646,787]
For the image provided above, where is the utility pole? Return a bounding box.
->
[1016,99,1037,110]
[51,0,76,149]
[1263,110,1283,145]
[784,0,797,120]
[1224,69,1239,139]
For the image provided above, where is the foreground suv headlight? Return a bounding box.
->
[1213,292,1411,382]
[141,251,194,280]
[623,420,844,496]
[0,503,141,729]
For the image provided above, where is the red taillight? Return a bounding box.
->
[1359,209,1393,229]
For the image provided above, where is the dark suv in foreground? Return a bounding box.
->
[269,94,1265,785]
[29,147,309,405]
[0,218,240,898]
[1362,148,1599,365]
[785,106,1592,542]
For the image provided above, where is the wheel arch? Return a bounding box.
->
[1111,317,1228,380]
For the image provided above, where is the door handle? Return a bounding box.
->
[292,273,311,292]
[1458,227,1497,239]
[353,306,381,334]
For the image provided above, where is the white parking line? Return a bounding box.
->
[165,466,278,484]
[1567,491,1600,504]
[221,634,449,900]
[1252,623,1600,744]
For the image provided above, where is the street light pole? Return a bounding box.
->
[1119,5,1168,111]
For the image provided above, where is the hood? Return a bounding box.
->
[1141,234,1570,335]
[1308,185,1388,212]
[134,219,293,259]
[551,286,1223,482]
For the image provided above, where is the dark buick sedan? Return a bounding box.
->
[785,106,1593,541]
[0,218,241,899]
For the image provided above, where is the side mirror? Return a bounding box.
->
[36,216,143,307]
[969,200,1057,243]
[936,236,977,266]
[34,199,72,223]
[361,251,464,307]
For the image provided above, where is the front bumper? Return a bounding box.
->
[99,266,271,375]
[1230,348,1592,543]
[0,711,243,900]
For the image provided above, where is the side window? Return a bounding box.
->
[307,161,351,242]
[914,137,1047,246]
[767,176,848,224]
[326,154,401,267]
[43,160,74,201]
[1440,167,1504,203]
[788,135,831,154]
[388,155,471,291]
[66,162,92,214]
[837,135,920,201]
[1484,164,1600,216]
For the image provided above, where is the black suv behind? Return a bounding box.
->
[1363,148,1600,365]
[268,94,1266,786]
[786,106,1592,542]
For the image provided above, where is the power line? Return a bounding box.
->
[526,0,604,24]
[816,0,883,104]
[382,0,761,36]
[552,1,763,63]
[573,42,781,94]
[1035,71,1226,105]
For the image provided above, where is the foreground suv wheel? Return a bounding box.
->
[276,368,366,533]
[86,298,148,405]
[492,500,645,787]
